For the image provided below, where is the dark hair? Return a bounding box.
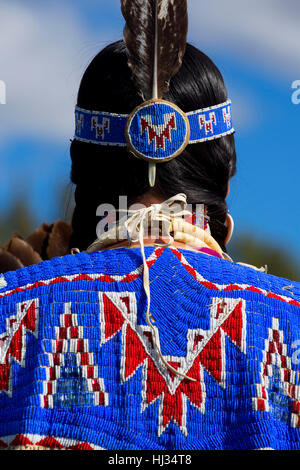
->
[70,40,237,252]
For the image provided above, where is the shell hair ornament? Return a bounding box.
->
[73,0,234,187]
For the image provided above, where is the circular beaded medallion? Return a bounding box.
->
[126,99,190,162]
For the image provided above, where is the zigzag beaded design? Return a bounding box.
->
[1,247,300,450]
[74,100,234,162]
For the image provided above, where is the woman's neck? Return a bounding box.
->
[102,236,202,253]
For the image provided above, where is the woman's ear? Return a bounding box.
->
[224,181,233,245]
[224,212,234,245]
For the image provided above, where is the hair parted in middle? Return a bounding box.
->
[70,40,237,253]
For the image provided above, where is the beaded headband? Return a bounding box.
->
[73,1,235,186]
[74,99,234,164]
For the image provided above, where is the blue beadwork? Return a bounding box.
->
[74,100,234,158]
[126,101,189,161]
[1,247,300,450]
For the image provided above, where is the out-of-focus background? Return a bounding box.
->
[0,0,299,280]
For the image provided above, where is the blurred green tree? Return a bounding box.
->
[0,197,36,244]
[229,235,300,282]
[0,184,75,246]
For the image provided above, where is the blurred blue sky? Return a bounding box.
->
[0,0,299,260]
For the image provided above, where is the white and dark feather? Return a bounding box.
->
[121,0,188,100]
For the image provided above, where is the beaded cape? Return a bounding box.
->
[0,247,300,450]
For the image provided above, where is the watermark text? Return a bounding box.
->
[0,80,6,104]
[291,80,300,104]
